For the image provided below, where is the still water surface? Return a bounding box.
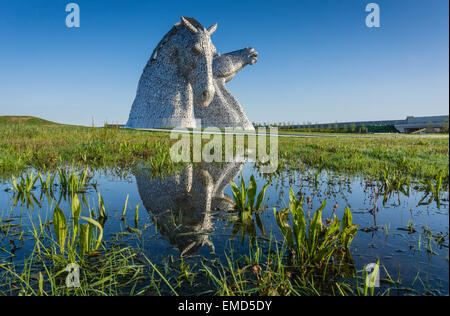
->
[1,161,448,294]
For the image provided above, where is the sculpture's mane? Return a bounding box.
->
[147,17,204,68]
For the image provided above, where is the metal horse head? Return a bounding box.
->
[177,17,217,107]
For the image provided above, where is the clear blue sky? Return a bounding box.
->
[0,0,448,126]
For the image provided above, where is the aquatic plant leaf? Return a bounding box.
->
[240,173,247,209]
[274,207,294,250]
[121,194,129,220]
[79,223,90,259]
[11,176,20,192]
[308,200,326,252]
[80,169,88,188]
[30,172,39,190]
[38,272,44,296]
[53,205,67,254]
[80,216,103,251]
[71,194,82,246]
[289,187,296,207]
[255,182,270,212]
[324,215,341,241]
[247,175,257,209]
[340,225,359,248]
[290,193,306,254]
[340,208,359,247]
[134,203,139,228]
[341,206,353,230]
[230,175,269,213]
[230,181,244,211]
[312,244,336,265]
[98,193,106,219]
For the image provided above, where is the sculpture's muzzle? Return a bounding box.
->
[197,87,215,107]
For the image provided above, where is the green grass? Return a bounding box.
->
[0,116,448,184]
[278,135,449,182]
[0,116,174,176]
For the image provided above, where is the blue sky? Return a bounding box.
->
[0,0,448,126]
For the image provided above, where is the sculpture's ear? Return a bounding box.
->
[207,23,218,35]
[181,16,198,34]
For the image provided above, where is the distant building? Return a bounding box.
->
[394,115,449,134]
[291,115,449,134]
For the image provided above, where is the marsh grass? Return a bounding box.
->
[415,172,447,208]
[277,135,449,183]
[0,188,151,296]
[231,174,269,214]
[0,121,174,177]
[1,119,448,185]
[1,171,395,297]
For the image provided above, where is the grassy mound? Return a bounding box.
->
[0,116,61,126]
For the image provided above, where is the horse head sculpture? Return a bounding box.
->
[126,17,256,130]
[178,17,217,107]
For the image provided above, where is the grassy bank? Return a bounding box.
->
[278,135,449,181]
[0,116,448,182]
[0,117,173,176]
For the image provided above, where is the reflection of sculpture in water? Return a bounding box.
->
[135,162,244,256]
